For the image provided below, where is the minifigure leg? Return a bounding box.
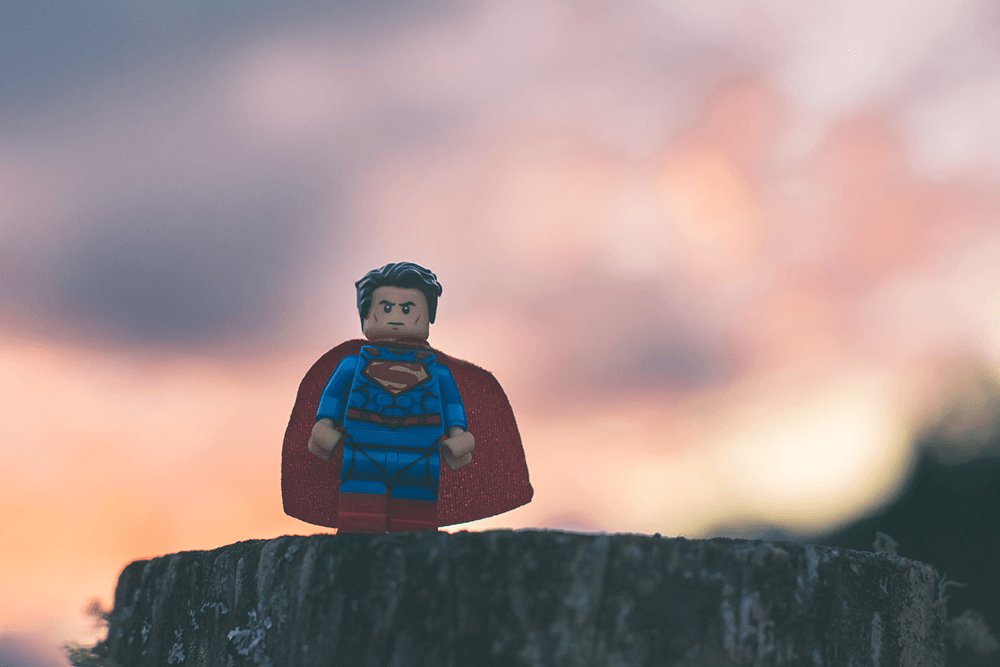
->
[389,447,440,499]
[388,498,438,532]
[337,492,388,533]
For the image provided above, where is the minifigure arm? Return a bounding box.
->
[437,365,467,432]
[309,355,357,461]
[316,355,357,423]
[438,364,474,470]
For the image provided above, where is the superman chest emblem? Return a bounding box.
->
[361,359,430,396]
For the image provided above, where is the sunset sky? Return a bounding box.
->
[3,0,1000,664]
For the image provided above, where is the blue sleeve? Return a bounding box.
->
[437,364,467,432]
[316,355,358,423]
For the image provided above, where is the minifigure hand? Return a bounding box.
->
[308,418,343,461]
[442,428,474,471]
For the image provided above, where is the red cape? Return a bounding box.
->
[282,339,533,528]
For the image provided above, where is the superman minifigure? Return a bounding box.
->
[281,262,532,532]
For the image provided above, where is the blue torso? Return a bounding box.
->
[316,344,466,500]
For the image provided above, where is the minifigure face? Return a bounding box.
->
[363,286,431,341]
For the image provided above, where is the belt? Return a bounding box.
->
[346,407,442,429]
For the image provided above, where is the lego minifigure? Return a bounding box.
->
[282,262,532,532]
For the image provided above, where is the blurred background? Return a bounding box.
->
[2,0,999,664]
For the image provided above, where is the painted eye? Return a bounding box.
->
[401,305,410,315]
[383,304,392,314]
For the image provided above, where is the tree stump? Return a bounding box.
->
[96,530,944,666]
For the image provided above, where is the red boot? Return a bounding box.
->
[388,498,439,532]
[337,492,388,533]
